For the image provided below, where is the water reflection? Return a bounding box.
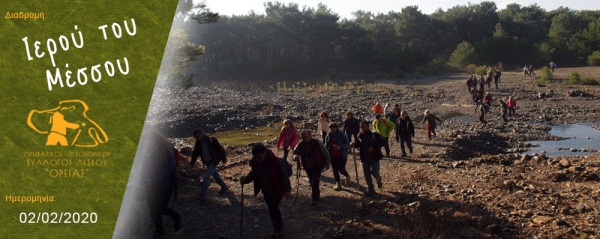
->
[525,124,600,157]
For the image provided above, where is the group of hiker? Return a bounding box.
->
[466,68,502,93]
[523,64,536,77]
[465,68,520,124]
[476,95,517,125]
[524,61,558,76]
[142,103,449,238]
[141,66,545,237]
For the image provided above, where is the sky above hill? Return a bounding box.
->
[202,0,600,19]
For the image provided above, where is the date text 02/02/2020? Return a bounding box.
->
[19,212,98,224]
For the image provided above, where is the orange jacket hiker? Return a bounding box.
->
[371,102,383,115]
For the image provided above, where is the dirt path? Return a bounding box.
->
[135,66,600,238]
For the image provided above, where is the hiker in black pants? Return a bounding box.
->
[141,130,182,238]
[499,99,508,122]
[372,114,395,157]
[473,91,483,112]
[466,75,474,93]
[293,130,331,205]
[478,103,487,124]
[395,110,415,157]
[324,123,351,191]
[240,144,292,238]
[528,64,535,76]
[351,121,385,197]
[478,75,485,92]
[343,111,360,143]
[494,70,501,89]
[486,73,492,88]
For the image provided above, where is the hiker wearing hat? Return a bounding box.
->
[372,114,395,158]
[240,144,292,238]
[191,129,229,201]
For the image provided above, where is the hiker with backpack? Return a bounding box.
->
[473,90,483,111]
[483,92,493,108]
[292,130,331,206]
[421,110,442,140]
[395,110,415,157]
[387,107,401,128]
[499,99,508,122]
[371,101,384,115]
[140,130,182,238]
[486,73,493,88]
[191,129,229,201]
[478,75,485,92]
[372,114,395,157]
[350,121,385,197]
[471,87,478,102]
[240,144,292,238]
[549,61,556,72]
[494,70,501,89]
[466,75,474,93]
[528,64,535,76]
[276,119,299,161]
[478,102,487,125]
[324,123,351,191]
[343,111,360,143]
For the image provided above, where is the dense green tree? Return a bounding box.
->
[585,17,600,46]
[156,1,600,83]
[448,41,476,68]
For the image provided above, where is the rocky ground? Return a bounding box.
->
[134,67,600,238]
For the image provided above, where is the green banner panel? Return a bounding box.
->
[0,1,178,238]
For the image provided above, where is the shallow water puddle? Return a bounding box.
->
[525,123,600,157]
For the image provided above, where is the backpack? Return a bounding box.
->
[280,158,293,177]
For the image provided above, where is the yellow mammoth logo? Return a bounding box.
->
[27,100,108,147]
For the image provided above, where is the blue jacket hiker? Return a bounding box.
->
[324,123,351,191]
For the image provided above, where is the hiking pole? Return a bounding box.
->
[240,183,244,239]
[295,157,300,203]
[352,147,360,189]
